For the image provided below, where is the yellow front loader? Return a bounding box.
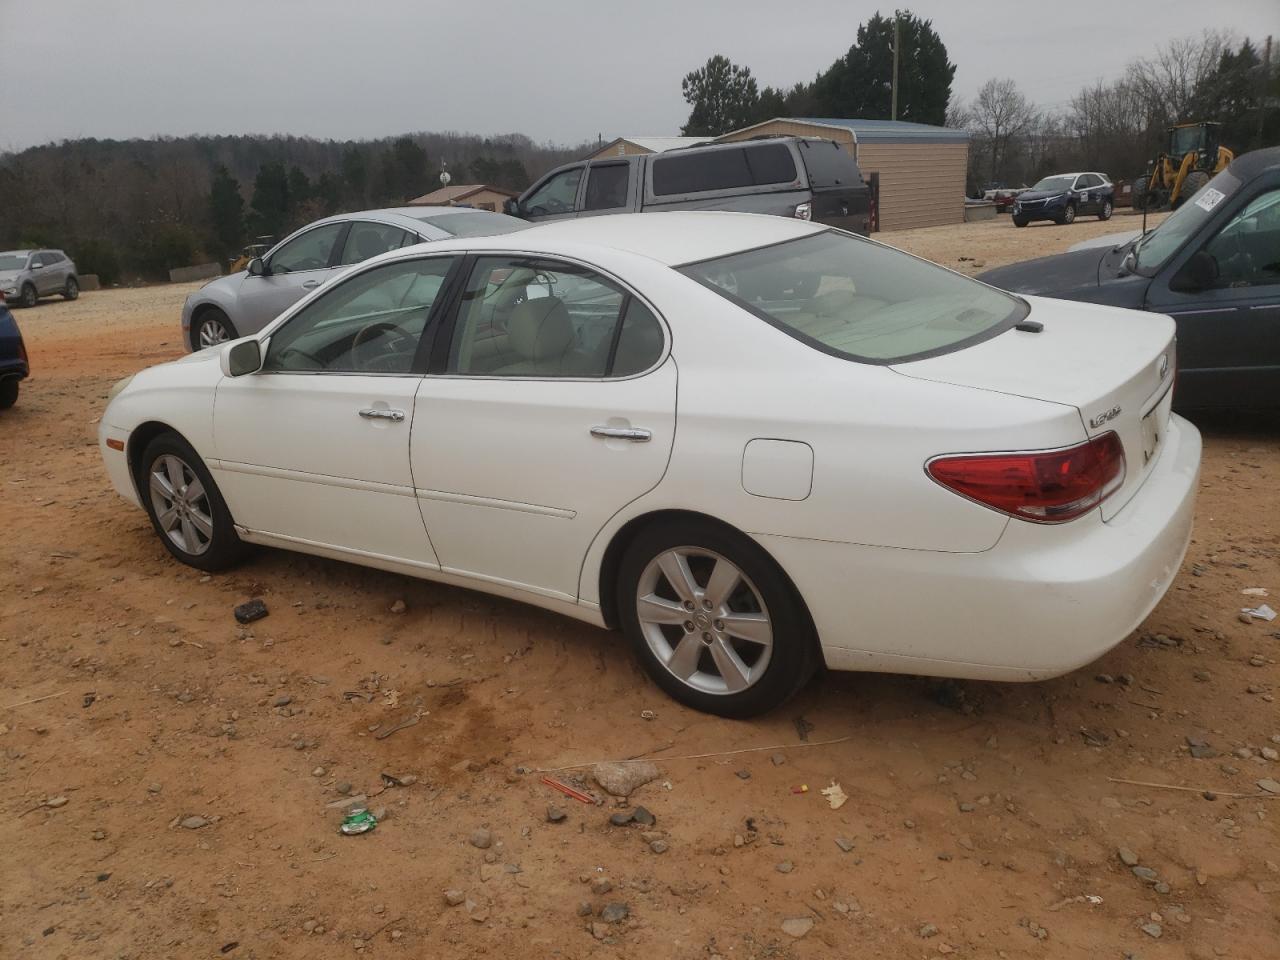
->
[1132,121,1233,211]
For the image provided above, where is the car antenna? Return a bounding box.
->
[1141,187,1149,236]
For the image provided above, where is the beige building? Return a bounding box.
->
[408,183,517,212]
[716,118,969,232]
[584,136,706,161]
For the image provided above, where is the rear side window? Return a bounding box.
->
[652,145,799,197]
[681,230,1027,364]
[584,164,630,210]
[743,144,797,186]
[798,142,863,188]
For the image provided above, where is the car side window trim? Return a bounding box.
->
[425,251,670,382]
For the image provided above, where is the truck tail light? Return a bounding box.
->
[793,202,812,221]
[927,432,1126,523]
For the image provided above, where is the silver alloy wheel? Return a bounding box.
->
[198,317,231,348]
[635,547,773,695]
[1063,205,1076,224]
[65,278,79,300]
[148,454,214,556]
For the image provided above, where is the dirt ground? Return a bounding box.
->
[3,210,1278,960]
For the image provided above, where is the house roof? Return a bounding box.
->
[729,117,969,145]
[408,183,517,205]
[592,136,707,157]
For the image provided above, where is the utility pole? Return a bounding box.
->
[891,15,900,121]
[1260,36,1272,146]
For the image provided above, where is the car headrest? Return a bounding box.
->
[507,297,573,361]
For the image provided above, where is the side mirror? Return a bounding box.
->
[1173,250,1218,292]
[247,257,266,277]
[223,339,263,376]
[29,260,43,269]
[503,197,520,217]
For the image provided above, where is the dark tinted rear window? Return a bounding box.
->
[798,141,863,189]
[584,164,630,210]
[651,144,797,196]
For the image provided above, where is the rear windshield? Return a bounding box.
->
[652,143,798,197]
[681,230,1028,364]
[798,141,863,189]
[410,212,528,238]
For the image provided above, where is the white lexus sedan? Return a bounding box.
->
[99,212,1201,717]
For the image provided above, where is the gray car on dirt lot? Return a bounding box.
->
[0,249,80,307]
[181,206,527,351]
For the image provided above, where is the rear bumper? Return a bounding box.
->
[757,413,1201,680]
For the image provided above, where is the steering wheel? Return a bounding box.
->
[352,321,413,371]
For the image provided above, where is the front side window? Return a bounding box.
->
[1184,187,1280,289]
[523,168,582,216]
[584,164,630,211]
[681,230,1027,364]
[447,257,662,377]
[264,257,455,374]
[339,222,412,266]
[268,223,345,274]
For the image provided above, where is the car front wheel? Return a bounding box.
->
[617,519,818,717]
[19,284,37,308]
[1012,216,1028,228]
[1058,204,1076,225]
[139,432,248,571]
[194,309,236,350]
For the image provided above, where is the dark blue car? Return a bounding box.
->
[0,296,30,409]
[1012,172,1115,227]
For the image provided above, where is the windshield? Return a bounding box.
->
[1170,125,1203,156]
[681,230,1027,364]
[0,254,28,270]
[1031,176,1073,192]
[1133,168,1240,273]
[411,212,528,238]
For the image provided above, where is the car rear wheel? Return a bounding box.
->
[19,284,37,308]
[63,277,79,300]
[139,432,248,571]
[617,519,818,717]
[0,378,18,410]
[1012,216,1028,228]
[1098,199,1113,221]
[1058,204,1076,225]
[194,310,236,350]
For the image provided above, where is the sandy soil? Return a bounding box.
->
[2,216,1278,960]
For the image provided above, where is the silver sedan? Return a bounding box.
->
[181,207,527,350]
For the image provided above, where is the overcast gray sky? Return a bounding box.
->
[1,0,1277,152]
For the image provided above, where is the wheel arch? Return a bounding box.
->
[595,509,822,661]
[126,420,185,500]
[189,303,233,349]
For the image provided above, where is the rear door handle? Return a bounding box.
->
[359,407,405,422]
[302,279,321,289]
[590,425,651,442]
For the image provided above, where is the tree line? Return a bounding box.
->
[0,132,588,284]
[680,14,1277,194]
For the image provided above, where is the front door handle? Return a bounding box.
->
[590,425,651,442]
[359,407,405,422]
[302,279,321,289]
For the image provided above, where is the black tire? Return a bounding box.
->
[1098,199,1113,221]
[138,432,249,571]
[192,309,237,351]
[616,518,819,718]
[1012,216,1029,228]
[19,284,37,308]
[1131,176,1151,212]
[0,378,18,410]
[63,277,79,300]
[1175,171,1210,209]
[1057,203,1076,225]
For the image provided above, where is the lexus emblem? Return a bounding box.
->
[1158,353,1169,380]
[1089,405,1122,429]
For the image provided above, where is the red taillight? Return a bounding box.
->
[927,432,1126,523]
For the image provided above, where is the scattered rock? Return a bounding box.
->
[834,837,855,853]
[1257,778,1280,795]
[771,753,787,766]
[600,903,629,924]
[649,840,668,854]
[919,923,939,938]
[1132,866,1159,884]
[590,877,613,895]
[335,782,352,796]
[590,922,609,940]
[781,917,814,939]
[312,766,325,777]
[147,783,163,794]
[958,802,976,813]
[1141,922,1163,939]
[631,806,656,827]
[1262,747,1279,762]
[1118,847,1140,867]
[465,898,489,923]
[775,860,794,874]
[443,889,465,906]
[735,769,751,780]
[181,816,209,830]
[609,811,634,827]
[233,599,268,624]
[272,694,292,708]
[1193,669,1212,682]
[390,599,406,614]
[469,827,493,849]
[546,805,567,823]
[576,901,592,917]
[592,761,659,798]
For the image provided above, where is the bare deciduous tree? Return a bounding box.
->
[1125,30,1235,125]
[964,78,1039,186]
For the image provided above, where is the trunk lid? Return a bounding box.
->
[892,295,1176,520]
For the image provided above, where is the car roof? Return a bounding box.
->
[1228,146,1280,181]
[302,206,525,236]
[1,250,35,256]
[464,211,827,267]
